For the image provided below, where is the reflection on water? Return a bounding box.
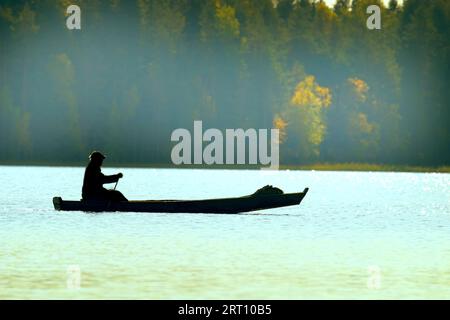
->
[0,166,449,299]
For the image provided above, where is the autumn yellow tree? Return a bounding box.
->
[275,75,331,162]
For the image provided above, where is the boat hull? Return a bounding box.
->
[53,188,309,214]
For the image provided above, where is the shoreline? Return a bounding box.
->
[0,161,449,173]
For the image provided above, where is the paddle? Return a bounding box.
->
[114,173,123,190]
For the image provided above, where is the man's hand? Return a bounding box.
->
[117,173,123,179]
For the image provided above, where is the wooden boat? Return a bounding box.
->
[53,187,309,214]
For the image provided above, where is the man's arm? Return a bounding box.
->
[100,173,122,184]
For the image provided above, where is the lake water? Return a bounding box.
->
[0,166,449,299]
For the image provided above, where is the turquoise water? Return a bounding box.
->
[0,166,449,299]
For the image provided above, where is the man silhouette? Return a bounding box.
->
[82,151,127,202]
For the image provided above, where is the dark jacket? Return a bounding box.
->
[82,162,120,200]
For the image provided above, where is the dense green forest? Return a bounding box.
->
[0,0,449,166]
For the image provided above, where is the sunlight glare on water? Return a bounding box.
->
[0,166,449,299]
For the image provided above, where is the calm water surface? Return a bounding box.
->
[1,166,449,299]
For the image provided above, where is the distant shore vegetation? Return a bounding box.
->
[1,161,449,173]
[0,0,449,167]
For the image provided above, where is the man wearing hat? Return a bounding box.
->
[82,151,127,202]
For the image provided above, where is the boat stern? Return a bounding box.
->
[53,197,62,210]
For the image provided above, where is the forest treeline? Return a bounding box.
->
[0,0,449,166]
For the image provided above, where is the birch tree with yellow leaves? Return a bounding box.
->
[275,75,331,162]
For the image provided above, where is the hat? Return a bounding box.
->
[89,151,106,160]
